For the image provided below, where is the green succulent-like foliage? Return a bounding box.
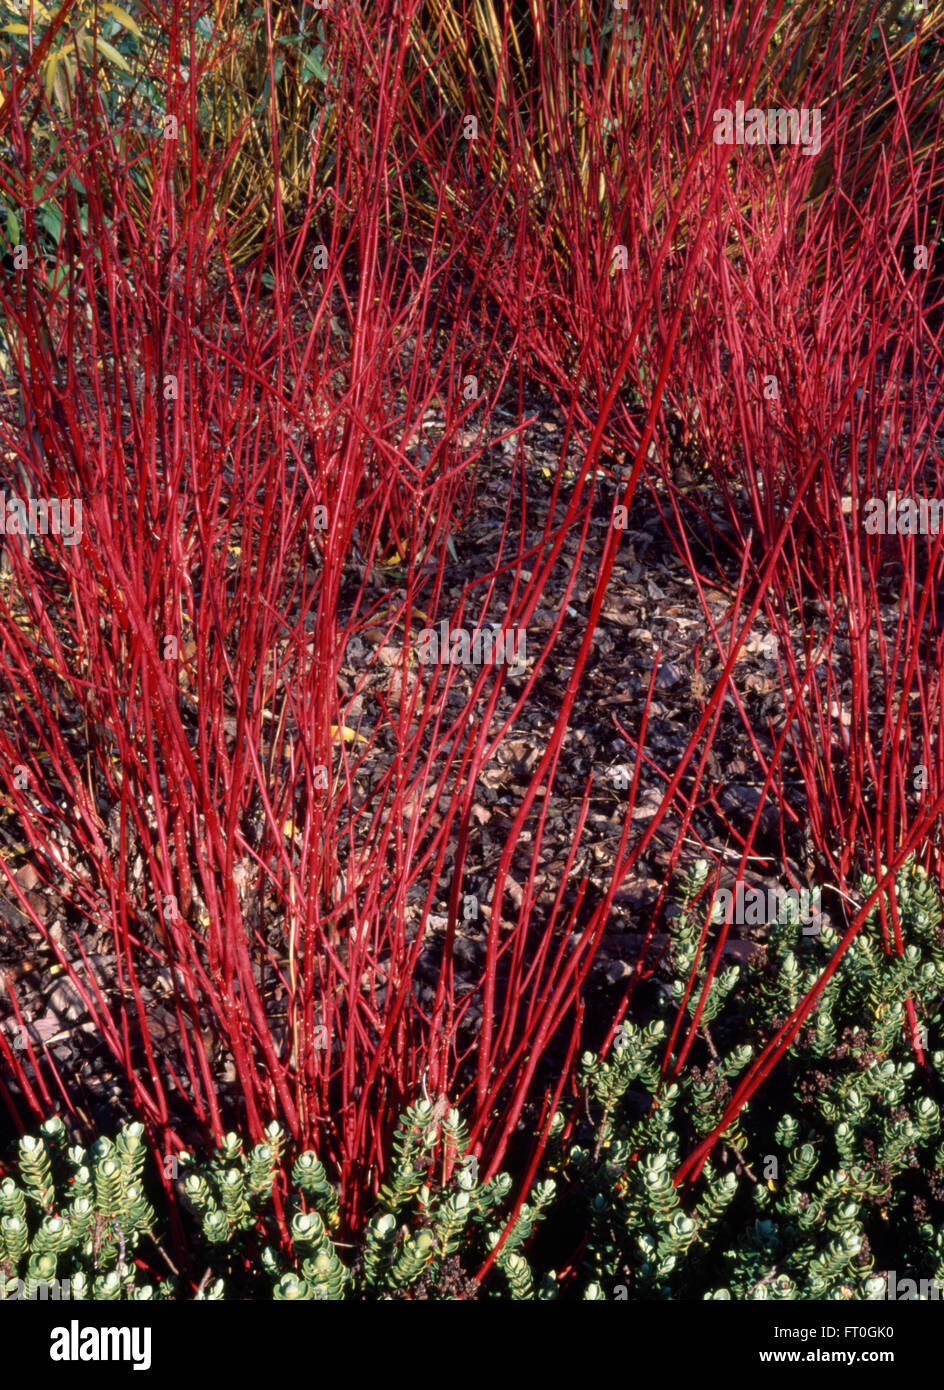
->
[0,1100,554,1300]
[0,1118,161,1300]
[571,856,944,1298]
[361,1101,557,1300]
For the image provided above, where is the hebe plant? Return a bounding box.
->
[180,1099,559,1299]
[0,1100,557,1299]
[0,1116,158,1300]
[570,856,944,1298]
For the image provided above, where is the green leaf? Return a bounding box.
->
[40,205,63,243]
[5,209,20,245]
[301,48,329,83]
